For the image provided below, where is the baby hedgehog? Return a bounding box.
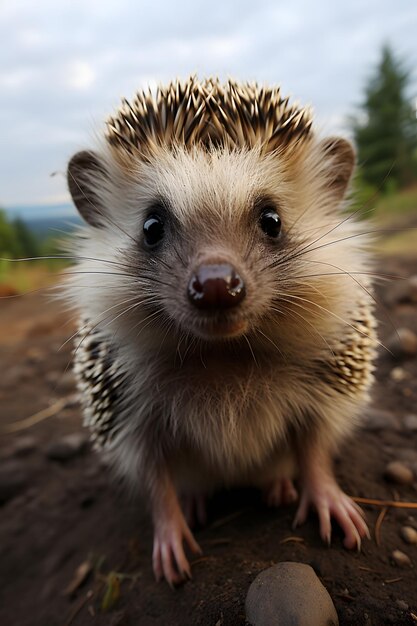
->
[66,77,377,586]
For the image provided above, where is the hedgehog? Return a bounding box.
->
[65,77,377,586]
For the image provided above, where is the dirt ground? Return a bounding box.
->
[0,255,417,626]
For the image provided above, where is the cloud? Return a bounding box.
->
[1,0,417,208]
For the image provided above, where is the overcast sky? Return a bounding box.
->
[1,0,417,215]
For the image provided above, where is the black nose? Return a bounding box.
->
[187,263,246,310]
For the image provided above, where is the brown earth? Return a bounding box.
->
[0,257,417,626]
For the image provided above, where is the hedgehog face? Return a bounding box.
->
[67,78,362,356]
[68,138,358,352]
[126,146,290,341]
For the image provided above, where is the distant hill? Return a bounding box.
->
[25,215,83,239]
[4,203,77,221]
[3,204,82,239]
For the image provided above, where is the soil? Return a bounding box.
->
[0,256,417,626]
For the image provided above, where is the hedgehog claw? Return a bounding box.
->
[152,494,202,587]
[294,472,369,551]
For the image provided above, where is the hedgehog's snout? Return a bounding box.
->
[187,263,246,311]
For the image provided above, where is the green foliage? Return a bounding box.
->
[0,209,23,257]
[12,216,41,258]
[0,208,66,261]
[0,209,70,291]
[352,45,417,190]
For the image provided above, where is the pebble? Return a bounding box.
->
[395,600,409,611]
[245,562,339,626]
[400,526,417,545]
[363,408,399,431]
[386,328,417,359]
[390,367,408,382]
[45,433,89,462]
[408,275,417,302]
[391,550,412,568]
[0,461,28,503]
[12,435,38,457]
[384,461,414,485]
[25,347,45,365]
[403,414,417,432]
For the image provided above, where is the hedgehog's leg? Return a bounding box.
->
[263,477,298,508]
[293,440,369,549]
[152,475,202,587]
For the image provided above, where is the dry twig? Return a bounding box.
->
[375,506,388,547]
[1,397,70,433]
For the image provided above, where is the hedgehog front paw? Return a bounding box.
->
[293,475,369,550]
[152,507,202,587]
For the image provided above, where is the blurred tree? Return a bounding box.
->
[12,216,41,258]
[352,45,417,190]
[0,209,22,257]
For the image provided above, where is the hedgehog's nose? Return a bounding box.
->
[187,263,246,309]
[187,263,246,310]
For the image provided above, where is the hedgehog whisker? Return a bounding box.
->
[172,244,187,268]
[59,292,158,351]
[280,291,388,353]
[279,226,417,269]
[269,300,336,357]
[280,161,396,264]
[252,327,286,361]
[132,308,165,341]
[155,316,178,360]
[242,334,259,368]
[294,258,399,339]
[0,254,136,272]
[64,269,173,290]
[289,265,400,343]
[70,296,164,374]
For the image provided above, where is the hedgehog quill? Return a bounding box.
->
[66,77,377,586]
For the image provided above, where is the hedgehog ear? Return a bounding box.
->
[67,151,108,228]
[319,137,355,201]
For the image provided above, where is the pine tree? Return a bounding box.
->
[12,217,40,258]
[353,45,417,190]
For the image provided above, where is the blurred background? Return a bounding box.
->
[1,2,417,625]
[1,0,417,291]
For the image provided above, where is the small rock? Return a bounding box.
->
[390,367,408,382]
[12,436,38,457]
[245,562,339,626]
[387,328,417,359]
[45,433,89,462]
[403,414,417,432]
[363,408,399,431]
[384,461,414,485]
[408,275,417,302]
[400,526,417,545]
[391,549,412,568]
[26,347,45,365]
[0,461,28,503]
[395,599,408,611]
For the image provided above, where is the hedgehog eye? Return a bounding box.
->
[259,208,282,239]
[143,214,165,248]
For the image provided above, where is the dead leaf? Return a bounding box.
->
[64,560,93,596]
